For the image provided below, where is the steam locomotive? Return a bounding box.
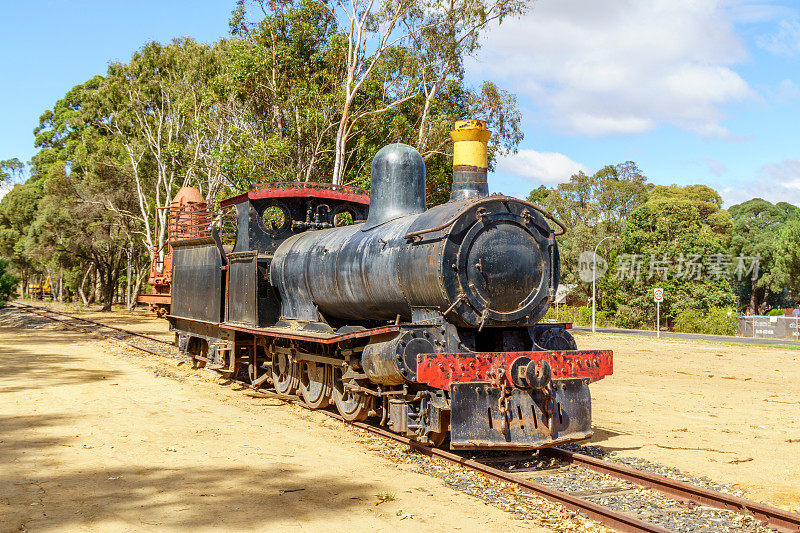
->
[160,120,612,449]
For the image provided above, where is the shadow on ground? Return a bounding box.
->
[0,334,111,394]
[0,412,375,531]
[585,426,643,453]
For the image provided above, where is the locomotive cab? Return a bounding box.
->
[218,184,369,327]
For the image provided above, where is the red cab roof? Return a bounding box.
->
[221,182,370,208]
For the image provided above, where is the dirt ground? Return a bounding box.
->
[576,331,800,512]
[0,311,562,533]
[2,303,799,531]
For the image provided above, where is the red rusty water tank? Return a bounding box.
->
[138,187,210,317]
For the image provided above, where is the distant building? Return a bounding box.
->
[554,284,587,306]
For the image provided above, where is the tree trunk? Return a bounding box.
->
[128,264,146,311]
[58,266,64,303]
[44,267,53,300]
[78,265,91,306]
[759,287,772,315]
[749,278,758,315]
[98,265,113,312]
[92,267,101,305]
[125,242,132,309]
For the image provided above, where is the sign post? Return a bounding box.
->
[653,288,664,338]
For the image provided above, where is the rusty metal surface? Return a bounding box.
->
[139,187,211,314]
[184,317,402,345]
[136,294,171,304]
[450,380,593,450]
[417,350,613,390]
[220,182,370,208]
[450,165,489,201]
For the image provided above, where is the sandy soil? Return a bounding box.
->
[576,331,800,512]
[0,316,549,532]
[5,301,800,526]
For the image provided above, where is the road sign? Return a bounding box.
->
[654,288,664,302]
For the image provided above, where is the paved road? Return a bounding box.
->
[572,325,800,347]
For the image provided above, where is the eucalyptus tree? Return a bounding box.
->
[230,0,526,198]
[0,158,25,185]
[728,198,797,313]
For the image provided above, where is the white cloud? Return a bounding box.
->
[774,79,800,101]
[496,149,590,184]
[469,0,760,137]
[758,18,800,56]
[721,158,800,206]
[694,157,727,176]
[761,158,800,187]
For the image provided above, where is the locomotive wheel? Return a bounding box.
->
[332,368,371,421]
[535,328,577,351]
[426,428,448,448]
[271,352,300,395]
[299,362,331,409]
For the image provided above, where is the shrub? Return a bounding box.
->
[767,309,784,316]
[705,307,738,336]
[0,259,18,306]
[674,308,704,334]
[614,304,646,329]
[674,306,738,336]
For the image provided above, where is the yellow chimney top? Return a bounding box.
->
[451,119,492,170]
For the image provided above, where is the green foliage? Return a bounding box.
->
[614,304,648,329]
[767,308,784,316]
[544,305,613,327]
[5,2,528,310]
[227,0,524,198]
[609,186,736,324]
[0,158,25,185]
[727,198,797,313]
[673,307,737,336]
[530,162,650,302]
[774,216,800,301]
[0,259,18,305]
[538,179,742,330]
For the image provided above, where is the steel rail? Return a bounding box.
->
[544,447,800,533]
[11,301,174,346]
[11,303,800,532]
[7,302,167,357]
[328,412,671,533]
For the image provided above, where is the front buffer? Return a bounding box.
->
[417,350,613,450]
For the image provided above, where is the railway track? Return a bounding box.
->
[7,301,800,533]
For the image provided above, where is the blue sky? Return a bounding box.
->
[2,0,800,206]
[474,0,800,206]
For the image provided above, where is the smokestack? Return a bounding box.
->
[449,119,491,202]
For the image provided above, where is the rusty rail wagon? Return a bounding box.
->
[156,120,613,449]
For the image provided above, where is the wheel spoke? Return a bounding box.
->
[300,362,331,409]
[331,367,371,421]
[272,353,299,395]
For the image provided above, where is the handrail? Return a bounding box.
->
[403,197,567,241]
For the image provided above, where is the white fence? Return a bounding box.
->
[738,315,800,340]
